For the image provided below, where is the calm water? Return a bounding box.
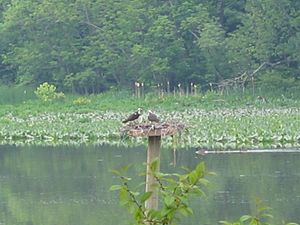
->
[0,145,300,225]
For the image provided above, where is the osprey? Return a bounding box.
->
[148,110,160,123]
[122,108,142,123]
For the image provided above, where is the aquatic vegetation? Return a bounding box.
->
[180,107,300,150]
[0,107,299,149]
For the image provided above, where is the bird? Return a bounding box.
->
[148,110,160,123]
[122,108,143,123]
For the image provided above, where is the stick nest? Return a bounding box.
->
[121,122,185,137]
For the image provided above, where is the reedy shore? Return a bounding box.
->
[1,106,299,149]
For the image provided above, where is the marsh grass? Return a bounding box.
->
[0,108,299,149]
[1,86,299,116]
[0,87,299,148]
[0,85,36,104]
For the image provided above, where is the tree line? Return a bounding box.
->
[0,0,299,94]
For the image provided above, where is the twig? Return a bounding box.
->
[121,177,147,218]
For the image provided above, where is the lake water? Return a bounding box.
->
[0,145,300,225]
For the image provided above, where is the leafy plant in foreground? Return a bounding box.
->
[110,161,213,225]
[111,162,299,225]
[219,199,298,225]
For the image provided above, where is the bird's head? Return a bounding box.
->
[137,108,143,115]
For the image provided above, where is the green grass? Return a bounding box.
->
[0,85,36,105]
[1,87,300,116]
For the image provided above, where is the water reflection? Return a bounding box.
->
[0,145,299,225]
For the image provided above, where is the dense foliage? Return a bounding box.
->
[0,0,299,93]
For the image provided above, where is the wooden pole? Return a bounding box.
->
[145,135,161,209]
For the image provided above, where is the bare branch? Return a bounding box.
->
[215,60,282,92]
[188,29,200,40]
[83,3,90,24]
[84,21,105,32]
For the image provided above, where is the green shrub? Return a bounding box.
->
[34,82,65,102]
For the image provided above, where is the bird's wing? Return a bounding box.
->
[123,112,138,123]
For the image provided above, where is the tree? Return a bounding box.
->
[0,0,299,92]
[225,0,300,89]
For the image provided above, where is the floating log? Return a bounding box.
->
[196,148,300,155]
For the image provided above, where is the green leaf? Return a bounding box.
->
[239,215,252,222]
[180,166,191,172]
[160,207,173,217]
[178,206,193,216]
[164,196,175,207]
[110,169,122,176]
[170,173,181,177]
[195,162,205,176]
[261,213,273,219]
[119,188,129,206]
[188,170,198,184]
[150,159,159,172]
[208,171,217,176]
[131,191,140,196]
[147,209,161,219]
[179,174,189,182]
[219,221,233,225]
[121,176,132,181]
[128,204,136,214]
[190,187,205,196]
[140,192,152,203]
[109,185,123,191]
[198,178,209,186]
[134,208,143,222]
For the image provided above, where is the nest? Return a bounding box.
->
[121,122,185,137]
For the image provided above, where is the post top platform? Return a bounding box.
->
[121,122,184,137]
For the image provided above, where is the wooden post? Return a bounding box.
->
[145,135,161,209]
[123,122,184,210]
